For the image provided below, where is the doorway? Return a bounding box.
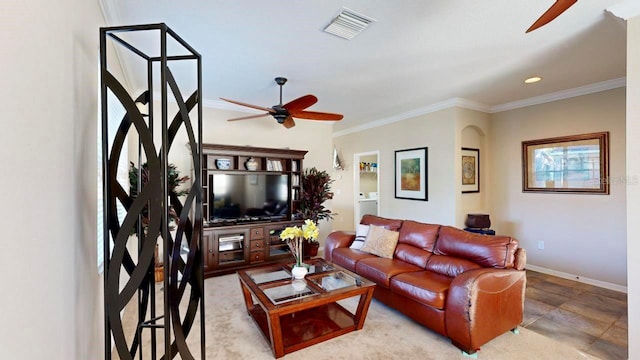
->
[354,151,380,228]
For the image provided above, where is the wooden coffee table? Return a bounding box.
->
[237,258,376,358]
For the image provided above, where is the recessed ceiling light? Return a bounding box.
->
[524,76,542,84]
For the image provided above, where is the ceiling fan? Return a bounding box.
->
[220,77,344,129]
[527,0,577,33]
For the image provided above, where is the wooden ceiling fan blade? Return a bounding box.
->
[227,113,270,122]
[282,116,296,129]
[283,94,317,113]
[293,110,344,121]
[526,0,577,33]
[220,97,275,113]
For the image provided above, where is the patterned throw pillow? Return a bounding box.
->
[360,224,400,259]
[350,224,370,250]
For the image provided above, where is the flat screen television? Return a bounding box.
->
[210,173,289,223]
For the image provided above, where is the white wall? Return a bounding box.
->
[626,12,640,359]
[332,108,457,231]
[0,0,106,358]
[490,88,627,287]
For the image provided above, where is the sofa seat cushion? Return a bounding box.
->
[332,248,377,272]
[425,254,482,278]
[390,271,452,310]
[356,257,422,288]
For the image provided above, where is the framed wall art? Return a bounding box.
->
[522,131,609,194]
[461,148,479,193]
[395,147,428,201]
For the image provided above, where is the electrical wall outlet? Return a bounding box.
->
[537,241,545,250]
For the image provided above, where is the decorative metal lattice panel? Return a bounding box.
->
[100,24,204,360]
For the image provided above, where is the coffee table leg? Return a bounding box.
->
[354,287,375,330]
[239,279,254,314]
[268,313,285,358]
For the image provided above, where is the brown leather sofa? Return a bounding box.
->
[324,215,527,355]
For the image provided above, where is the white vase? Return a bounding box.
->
[291,265,308,280]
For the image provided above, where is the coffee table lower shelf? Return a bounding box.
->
[249,302,356,354]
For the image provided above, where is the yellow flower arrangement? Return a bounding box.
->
[280,219,319,266]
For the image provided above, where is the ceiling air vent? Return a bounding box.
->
[323,8,376,40]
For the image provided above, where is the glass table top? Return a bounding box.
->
[263,280,317,305]
[310,271,362,291]
[243,259,363,305]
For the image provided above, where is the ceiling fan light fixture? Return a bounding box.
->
[524,76,542,84]
[323,8,376,40]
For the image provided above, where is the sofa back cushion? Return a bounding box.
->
[434,226,518,269]
[361,215,403,231]
[394,220,440,268]
[398,220,440,250]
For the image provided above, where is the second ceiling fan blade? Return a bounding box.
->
[227,113,271,121]
[220,97,275,113]
[526,0,577,33]
[282,116,296,129]
[283,94,318,113]
[293,110,344,121]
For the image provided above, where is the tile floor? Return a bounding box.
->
[522,270,628,359]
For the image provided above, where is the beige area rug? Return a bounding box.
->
[118,273,600,359]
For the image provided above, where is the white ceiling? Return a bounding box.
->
[101,0,627,132]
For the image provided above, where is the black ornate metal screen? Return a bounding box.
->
[100,24,204,359]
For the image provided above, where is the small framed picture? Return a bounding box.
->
[461,148,479,193]
[395,147,428,201]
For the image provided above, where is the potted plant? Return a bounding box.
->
[129,162,190,281]
[298,167,335,257]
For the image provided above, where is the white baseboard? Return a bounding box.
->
[526,264,627,294]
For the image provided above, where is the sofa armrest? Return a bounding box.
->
[323,231,355,263]
[445,268,526,353]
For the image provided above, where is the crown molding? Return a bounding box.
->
[332,98,490,138]
[607,0,640,20]
[331,77,626,137]
[490,77,626,113]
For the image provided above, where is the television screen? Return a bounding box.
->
[210,173,289,221]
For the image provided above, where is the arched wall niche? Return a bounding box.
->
[460,124,487,227]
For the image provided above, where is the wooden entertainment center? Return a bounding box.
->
[201,144,307,276]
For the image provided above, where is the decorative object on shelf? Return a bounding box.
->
[280,220,319,278]
[522,132,609,194]
[461,148,480,193]
[216,158,231,169]
[333,146,344,171]
[298,167,335,223]
[245,157,258,171]
[465,214,491,229]
[395,147,428,201]
[464,214,495,235]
